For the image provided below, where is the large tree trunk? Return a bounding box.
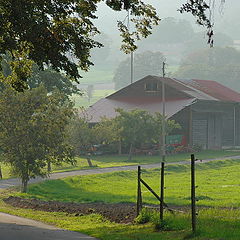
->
[21,178,28,193]
[128,143,133,161]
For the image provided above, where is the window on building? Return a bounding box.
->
[145,82,158,91]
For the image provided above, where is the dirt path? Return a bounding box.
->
[1,155,240,189]
[0,212,97,240]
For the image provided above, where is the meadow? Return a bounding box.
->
[2,158,240,239]
[17,158,240,207]
[1,151,240,239]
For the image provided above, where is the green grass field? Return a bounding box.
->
[17,158,240,207]
[72,89,114,108]
[2,158,240,239]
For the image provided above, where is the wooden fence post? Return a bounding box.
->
[191,154,196,233]
[137,166,142,216]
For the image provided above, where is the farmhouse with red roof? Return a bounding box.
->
[85,76,240,149]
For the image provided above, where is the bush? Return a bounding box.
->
[135,208,187,231]
[135,208,155,224]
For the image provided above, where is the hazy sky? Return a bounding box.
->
[95,1,240,40]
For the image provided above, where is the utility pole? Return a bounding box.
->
[131,51,134,84]
[127,10,134,85]
[160,61,166,222]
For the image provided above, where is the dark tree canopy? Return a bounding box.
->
[0,54,80,97]
[0,0,160,91]
[0,0,216,91]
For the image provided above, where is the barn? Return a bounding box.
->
[85,76,240,149]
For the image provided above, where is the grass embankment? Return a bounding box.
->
[17,158,240,207]
[2,158,240,239]
[1,149,239,180]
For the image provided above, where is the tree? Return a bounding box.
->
[175,47,240,91]
[152,113,181,147]
[113,51,165,89]
[93,118,119,145]
[67,114,94,156]
[0,0,160,91]
[0,0,218,91]
[0,86,75,192]
[28,66,81,97]
[115,108,155,160]
[0,54,81,97]
[114,109,181,159]
[92,117,122,154]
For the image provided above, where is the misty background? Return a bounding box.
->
[75,0,240,107]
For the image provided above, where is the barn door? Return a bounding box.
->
[208,113,222,149]
[192,119,208,149]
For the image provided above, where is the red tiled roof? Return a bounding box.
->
[184,79,240,102]
[85,76,240,123]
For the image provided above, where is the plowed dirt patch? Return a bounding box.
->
[4,196,136,223]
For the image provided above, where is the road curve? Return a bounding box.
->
[0,212,97,240]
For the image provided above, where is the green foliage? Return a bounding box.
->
[67,113,94,156]
[0,46,34,91]
[135,208,156,224]
[0,54,81,97]
[2,198,240,240]
[116,108,153,145]
[0,86,75,192]
[0,0,160,90]
[113,51,165,90]
[93,117,120,145]
[28,66,81,97]
[114,108,181,157]
[152,112,181,142]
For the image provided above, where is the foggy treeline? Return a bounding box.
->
[85,0,240,92]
